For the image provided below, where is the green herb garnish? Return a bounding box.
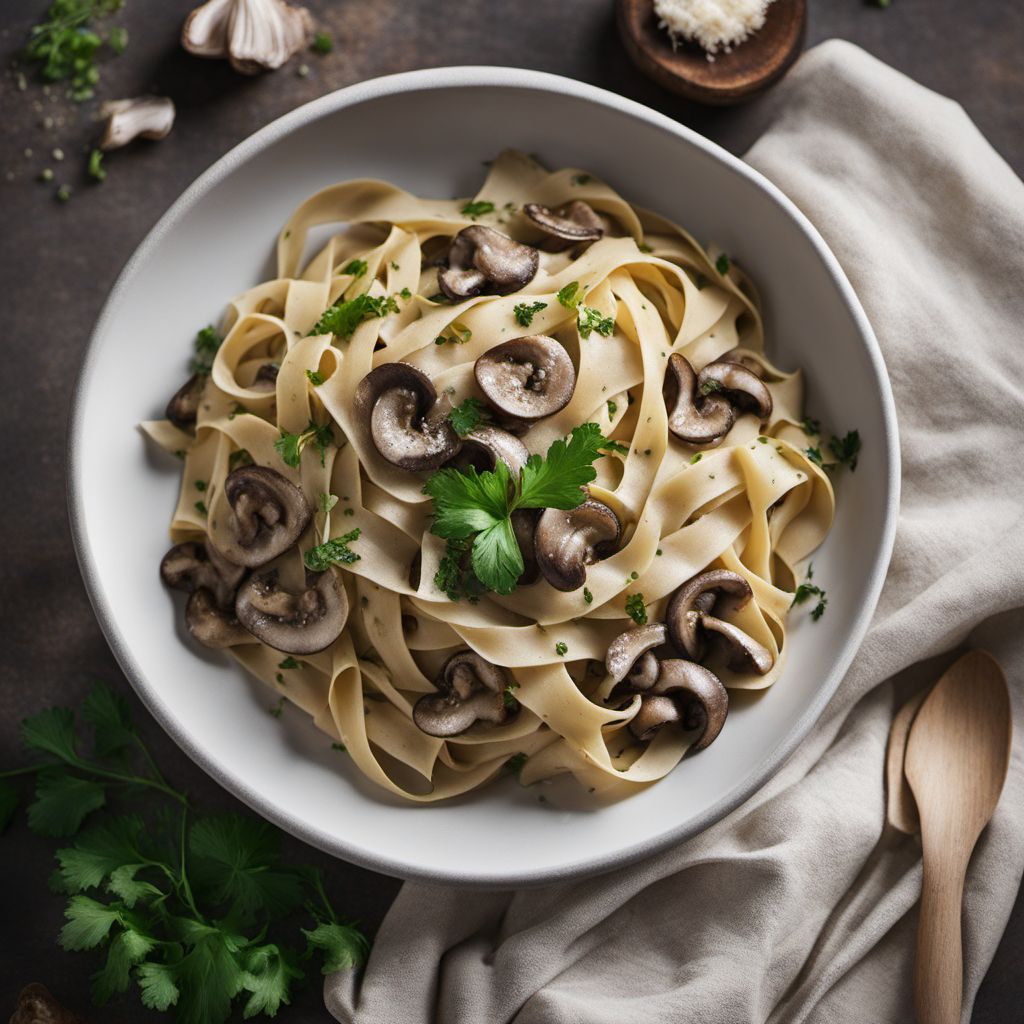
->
[318,493,339,514]
[433,537,486,603]
[87,148,105,182]
[625,593,647,625]
[306,369,326,386]
[228,449,254,471]
[342,258,367,278]
[274,420,334,468]
[513,301,547,327]
[805,446,824,468]
[827,430,861,472]
[447,398,492,437]
[583,587,594,605]
[423,422,620,596]
[189,325,222,376]
[571,174,592,186]
[577,307,614,339]
[800,416,821,436]
[607,399,617,419]
[303,529,361,571]
[554,642,568,657]
[700,378,724,396]
[460,200,495,219]
[311,31,333,53]
[557,281,581,309]
[715,253,730,275]
[309,293,398,339]
[792,565,827,620]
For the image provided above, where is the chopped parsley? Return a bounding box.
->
[503,681,520,710]
[189,325,222,375]
[86,148,105,182]
[194,479,207,492]
[194,500,208,517]
[399,287,412,300]
[303,528,361,571]
[800,416,821,436]
[554,642,568,657]
[583,587,594,605]
[715,253,731,275]
[306,368,326,386]
[318,493,339,514]
[828,430,862,472]
[423,422,622,596]
[690,452,703,464]
[274,420,334,468]
[625,593,647,625]
[311,30,333,53]
[433,537,485,603]
[342,258,367,277]
[279,656,301,669]
[607,399,618,419]
[557,281,582,309]
[447,398,492,437]
[700,378,724,395]
[577,307,614,339]
[514,301,547,327]
[309,293,398,338]
[228,448,254,470]
[792,565,827,621]
[460,200,495,219]
[805,446,824,468]
[571,174,592,186]
[331,741,347,752]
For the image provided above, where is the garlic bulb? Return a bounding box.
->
[100,97,176,151]
[182,0,313,75]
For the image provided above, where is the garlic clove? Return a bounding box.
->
[227,0,314,74]
[182,0,234,57]
[99,97,176,151]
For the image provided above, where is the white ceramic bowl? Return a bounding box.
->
[69,68,899,887]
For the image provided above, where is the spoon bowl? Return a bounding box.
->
[904,650,1012,1024]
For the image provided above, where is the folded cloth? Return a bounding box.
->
[326,39,1024,1024]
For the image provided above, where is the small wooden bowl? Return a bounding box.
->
[617,0,807,106]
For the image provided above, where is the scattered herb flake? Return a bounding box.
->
[690,452,703,464]
[577,306,614,339]
[311,30,333,53]
[625,593,647,625]
[318,493,339,514]
[342,258,367,278]
[554,642,568,657]
[514,301,547,328]
[86,148,105,182]
[715,253,730,275]
[309,293,398,339]
[805,446,824,468]
[303,529,361,571]
[571,174,592,186]
[583,587,593,605]
[448,398,492,437]
[275,420,334,468]
[557,281,581,310]
[606,399,618,419]
[800,416,821,436]
[828,429,861,472]
[306,369,326,386]
[460,200,495,219]
[228,448,254,470]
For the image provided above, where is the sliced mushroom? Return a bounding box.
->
[650,659,729,750]
[437,225,539,300]
[186,588,252,648]
[11,983,86,1024]
[511,508,540,585]
[182,0,313,74]
[697,360,773,420]
[524,201,604,252]
[605,622,668,686]
[213,465,312,568]
[665,569,753,660]
[700,616,774,675]
[535,499,620,592]
[100,96,176,151]
[663,353,735,446]
[446,425,529,474]
[412,651,512,737]
[475,335,576,423]
[235,569,348,654]
[252,362,279,390]
[166,373,205,430]
[160,540,244,608]
[629,695,681,742]
[354,363,460,471]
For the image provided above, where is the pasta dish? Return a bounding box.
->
[143,150,836,801]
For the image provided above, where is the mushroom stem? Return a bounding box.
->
[100,97,176,151]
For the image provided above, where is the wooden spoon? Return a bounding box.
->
[904,650,1012,1024]
[617,0,807,106]
[885,689,927,834]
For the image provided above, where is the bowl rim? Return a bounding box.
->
[67,65,900,888]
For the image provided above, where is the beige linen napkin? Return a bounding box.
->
[326,40,1024,1024]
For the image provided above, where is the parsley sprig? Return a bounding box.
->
[0,683,368,1024]
[304,529,361,571]
[447,398,492,437]
[791,563,827,620]
[188,326,221,376]
[424,423,620,596]
[274,420,334,468]
[309,293,398,339]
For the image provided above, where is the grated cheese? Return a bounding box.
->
[653,0,777,60]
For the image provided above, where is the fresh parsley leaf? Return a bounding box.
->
[228,448,254,470]
[21,705,79,761]
[577,306,614,338]
[28,770,106,837]
[516,423,615,509]
[311,30,333,53]
[309,293,398,338]
[59,893,122,950]
[503,682,520,710]
[87,148,105,182]
[625,593,647,625]
[137,962,179,1012]
[55,815,146,893]
[92,927,156,1004]
[715,253,730,275]
[447,397,492,437]
[274,420,334,468]
[800,416,821,436]
[805,446,824,468]
[557,281,581,309]
[471,518,523,595]
[460,200,495,219]
[342,258,367,277]
[700,378,723,395]
[554,641,568,657]
[828,429,861,472]
[306,369,326,386]
[304,529,361,571]
[318,493,339,514]
[583,587,594,605]
[83,684,135,758]
[513,301,547,327]
[606,399,617,419]
[423,461,511,539]
[434,537,485,603]
[792,580,828,621]
[241,943,303,1018]
[303,921,369,973]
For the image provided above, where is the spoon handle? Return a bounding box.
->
[914,842,968,1024]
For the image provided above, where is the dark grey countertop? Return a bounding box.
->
[2,0,1021,1020]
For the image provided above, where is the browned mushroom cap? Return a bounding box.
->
[523,201,604,252]
[446,425,529,474]
[651,659,729,750]
[166,373,205,430]
[700,616,774,675]
[412,650,512,737]
[438,225,539,300]
[606,622,668,687]
[214,466,312,568]
[160,540,244,608]
[185,588,252,649]
[235,569,348,654]
[251,362,279,390]
[475,335,576,423]
[353,363,460,472]
[11,983,87,1024]
[697,360,773,420]
[629,695,681,742]
[666,569,753,660]
[535,498,620,592]
[663,353,735,446]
